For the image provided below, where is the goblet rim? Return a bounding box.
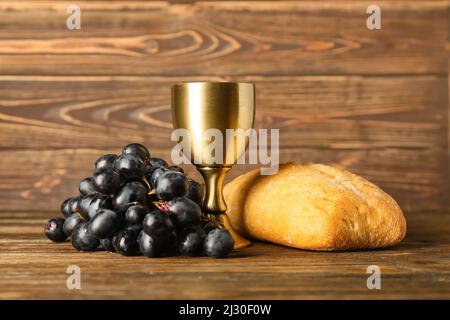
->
[172,81,254,88]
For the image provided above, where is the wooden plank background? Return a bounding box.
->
[0,1,449,212]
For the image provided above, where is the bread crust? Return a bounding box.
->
[224,163,407,251]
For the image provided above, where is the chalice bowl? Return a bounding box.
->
[171,82,254,249]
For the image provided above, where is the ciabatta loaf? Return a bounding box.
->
[224,163,406,251]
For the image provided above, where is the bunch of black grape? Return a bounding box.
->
[44,143,234,258]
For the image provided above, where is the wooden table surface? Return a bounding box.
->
[0,210,449,300]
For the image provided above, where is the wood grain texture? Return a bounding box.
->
[0,1,448,76]
[0,148,445,211]
[0,75,446,150]
[0,210,449,299]
[0,75,447,210]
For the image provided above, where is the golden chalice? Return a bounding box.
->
[171,82,254,249]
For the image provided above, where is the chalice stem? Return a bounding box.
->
[198,166,230,214]
[198,166,252,250]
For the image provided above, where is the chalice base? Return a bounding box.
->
[209,213,252,250]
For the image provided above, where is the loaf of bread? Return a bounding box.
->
[224,163,406,251]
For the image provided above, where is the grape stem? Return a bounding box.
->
[152,200,168,211]
[142,176,151,190]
